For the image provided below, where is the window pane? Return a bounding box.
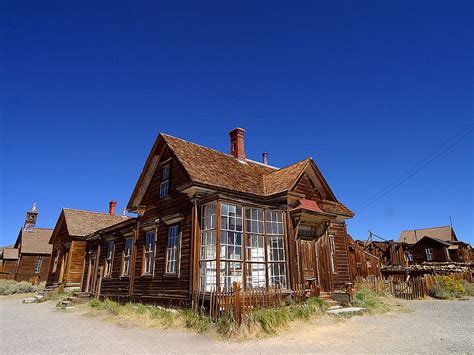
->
[200,261,217,292]
[220,261,242,291]
[246,262,266,289]
[268,263,287,288]
[166,225,180,273]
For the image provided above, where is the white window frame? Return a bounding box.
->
[200,203,217,291]
[220,203,243,291]
[266,210,287,288]
[34,255,44,274]
[165,224,181,274]
[245,207,266,289]
[425,247,433,261]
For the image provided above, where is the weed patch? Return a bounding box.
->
[429,276,465,299]
[0,280,44,295]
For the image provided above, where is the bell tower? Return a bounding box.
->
[23,203,38,231]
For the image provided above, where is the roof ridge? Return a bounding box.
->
[162,133,278,172]
[401,225,451,233]
[266,157,311,175]
[63,207,128,217]
[33,227,54,231]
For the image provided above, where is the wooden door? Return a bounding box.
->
[300,240,317,283]
[85,253,96,293]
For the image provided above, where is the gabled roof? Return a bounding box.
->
[50,208,130,244]
[413,236,452,247]
[63,208,130,237]
[15,228,53,255]
[128,133,352,217]
[399,226,457,244]
[1,248,19,260]
[162,134,275,196]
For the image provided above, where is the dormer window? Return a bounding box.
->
[159,164,170,198]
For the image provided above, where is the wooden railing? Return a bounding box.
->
[354,271,471,300]
[192,282,306,323]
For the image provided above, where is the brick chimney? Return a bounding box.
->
[109,201,117,215]
[229,127,246,160]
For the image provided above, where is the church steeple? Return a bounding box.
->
[23,203,38,231]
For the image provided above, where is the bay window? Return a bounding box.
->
[220,203,243,290]
[199,201,287,292]
[245,208,266,288]
[266,210,287,288]
[200,203,217,291]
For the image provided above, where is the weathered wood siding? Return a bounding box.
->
[0,260,18,279]
[412,239,449,263]
[46,222,69,286]
[15,255,51,283]
[132,148,193,304]
[65,240,87,287]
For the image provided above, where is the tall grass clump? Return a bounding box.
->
[88,299,177,328]
[460,280,474,297]
[0,280,44,295]
[352,288,389,314]
[429,276,465,299]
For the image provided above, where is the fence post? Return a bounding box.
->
[233,282,241,324]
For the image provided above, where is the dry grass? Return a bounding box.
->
[0,280,44,295]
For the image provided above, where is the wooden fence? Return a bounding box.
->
[192,282,305,323]
[354,271,471,300]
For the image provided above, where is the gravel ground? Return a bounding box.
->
[1,296,473,354]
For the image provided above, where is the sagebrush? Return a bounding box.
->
[0,280,44,295]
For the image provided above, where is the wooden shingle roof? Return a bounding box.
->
[62,209,130,237]
[16,228,53,255]
[128,132,352,217]
[2,248,19,260]
[399,226,457,244]
[162,134,276,196]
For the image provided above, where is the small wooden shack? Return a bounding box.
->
[0,248,19,280]
[46,204,129,289]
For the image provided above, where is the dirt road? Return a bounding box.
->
[1,296,473,354]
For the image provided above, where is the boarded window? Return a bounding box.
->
[105,241,114,277]
[143,231,155,274]
[121,238,132,276]
[34,256,44,274]
[166,224,181,274]
[159,164,170,198]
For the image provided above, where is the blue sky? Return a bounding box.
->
[1,1,473,246]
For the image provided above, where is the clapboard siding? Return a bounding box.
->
[15,255,51,283]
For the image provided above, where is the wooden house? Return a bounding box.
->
[82,128,356,305]
[400,226,472,264]
[0,247,19,280]
[13,204,53,283]
[46,203,129,289]
[410,236,451,263]
[360,240,412,267]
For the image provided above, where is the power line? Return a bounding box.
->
[360,123,473,209]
